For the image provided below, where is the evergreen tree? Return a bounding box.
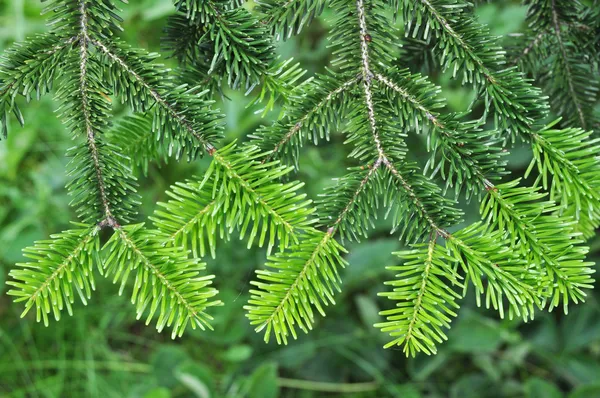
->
[1,0,599,356]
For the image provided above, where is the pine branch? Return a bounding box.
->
[252,73,358,167]
[0,33,77,137]
[528,123,600,238]
[376,238,462,356]
[165,0,275,90]
[93,38,224,158]
[104,224,221,338]
[397,0,549,140]
[245,229,347,344]
[259,0,329,39]
[6,225,101,325]
[153,142,316,256]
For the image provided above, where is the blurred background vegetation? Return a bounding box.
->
[1,0,600,397]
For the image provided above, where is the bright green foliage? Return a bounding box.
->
[509,0,600,131]
[1,0,224,337]
[245,229,347,344]
[6,225,101,325]
[481,179,595,312]
[528,123,600,238]
[152,178,224,259]
[446,223,541,321]
[394,0,549,141]
[376,240,462,356]
[152,142,315,257]
[1,0,599,356]
[244,0,599,355]
[103,224,221,338]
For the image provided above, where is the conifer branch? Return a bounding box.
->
[356,0,454,239]
[261,76,359,164]
[398,0,548,139]
[245,229,347,344]
[3,0,599,350]
[550,0,586,129]
[528,124,600,238]
[152,179,221,258]
[90,38,218,154]
[376,237,462,356]
[152,143,315,256]
[78,0,115,226]
[7,225,101,325]
[509,0,599,131]
[260,0,329,38]
[166,0,274,90]
[356,0,384,159]
[104,224,221,338]
[330,158,382,232]
[509,30,547,66]
[401,238,438,349]
[0,33,78,136]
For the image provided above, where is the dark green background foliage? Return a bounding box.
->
[0,0,599,397]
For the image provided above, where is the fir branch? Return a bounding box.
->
[376,238,462,356]
[446,223,540,321]
[7,225,101,325]
[104,224,221,338]
[210,143,315,251]
[245,229,347,344]
[0,33,77,137]
[165,0,275,90]
[153,143,315,256]
[151,179,223,259]
[512,0,599,131]
[259,0,329,39]
[92,38,223,156]
[397,0,549,139]
[318,159,383,241]
[509,29,548,67]
[375,69,507,197]
[480,179,596,310]
[77,2,115,226]
[550,0,586,128]
[528,124,600,238]
[253,73,359,167]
